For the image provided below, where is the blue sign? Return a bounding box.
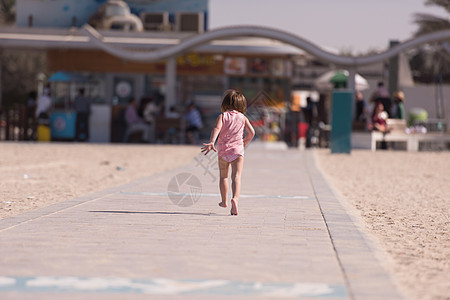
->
[50,112,76,140]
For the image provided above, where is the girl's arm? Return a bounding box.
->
[201,114,223,154]
[243,116,255,147]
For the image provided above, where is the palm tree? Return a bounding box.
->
[414,0,450,36]
[0,0,15,24]
[410,0,450,81]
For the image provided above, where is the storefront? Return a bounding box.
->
[45,44,299,142]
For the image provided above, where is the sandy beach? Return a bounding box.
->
[0,142,199,219]
[315,149,450,300]
[1,142,449,300]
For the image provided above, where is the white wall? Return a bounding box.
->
[402,84,450,128]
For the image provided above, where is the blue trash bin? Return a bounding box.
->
[50,111,76,140]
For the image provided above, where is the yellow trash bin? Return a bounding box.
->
[37,124,51,141]
[37,114,51,142]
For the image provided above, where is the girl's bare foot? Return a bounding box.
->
[230,199,238,215]
[218,201,227,208]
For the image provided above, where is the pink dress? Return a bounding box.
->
[217,110,245,162]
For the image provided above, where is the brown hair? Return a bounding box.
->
[393,91,404,102]
[221,89,247,114]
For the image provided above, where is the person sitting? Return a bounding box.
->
[142,97,158,142]
[164,106,181,144]
[369,101,390,149]
[185,103,203,145]
[370,81,392,118]
[370,102,389,133]
[123,98,152,143]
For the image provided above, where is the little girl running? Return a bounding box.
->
[201,89,255,215]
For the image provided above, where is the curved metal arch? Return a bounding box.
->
[82,24,450,66]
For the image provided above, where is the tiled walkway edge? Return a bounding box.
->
[308,151,404,300]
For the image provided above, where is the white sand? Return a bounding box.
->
[0,142,199,219]
[315,149,450,300]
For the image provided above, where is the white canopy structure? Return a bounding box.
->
[314,70,370,91]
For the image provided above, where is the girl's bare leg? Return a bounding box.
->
[230,156,244,215]
[218,157,230,207]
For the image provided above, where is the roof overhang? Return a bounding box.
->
[0,26,306,56]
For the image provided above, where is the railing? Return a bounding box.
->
[413,118,447,133]
[0,104,35,141]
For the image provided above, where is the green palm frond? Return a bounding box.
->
[425,0,450,14]
[414,13,450,36]
[411,1,450,81]
[0,0,15,24]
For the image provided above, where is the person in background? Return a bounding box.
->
[26,91,37,140]
[392,91,405,120]
[304,96,318,148]
[370,101,390,149]
[163,106,181,143]
[26,91,37,118]
[286,94,301,147]
[355,91,368,122]
[35,87,52,119]
[142,97,158,142]
[142,97,159,124]
[185,102,203,145]
[370,102,389,133]
[166,106,180,119]
[370,81,392,118]
[124,98,152,143]
[73,88,91,141]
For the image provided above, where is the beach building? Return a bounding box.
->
[2,0,317,143]
[1,0,448,148]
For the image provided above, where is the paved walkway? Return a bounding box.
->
[0,146,403,299]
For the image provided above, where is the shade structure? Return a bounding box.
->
[314,70,370,91]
